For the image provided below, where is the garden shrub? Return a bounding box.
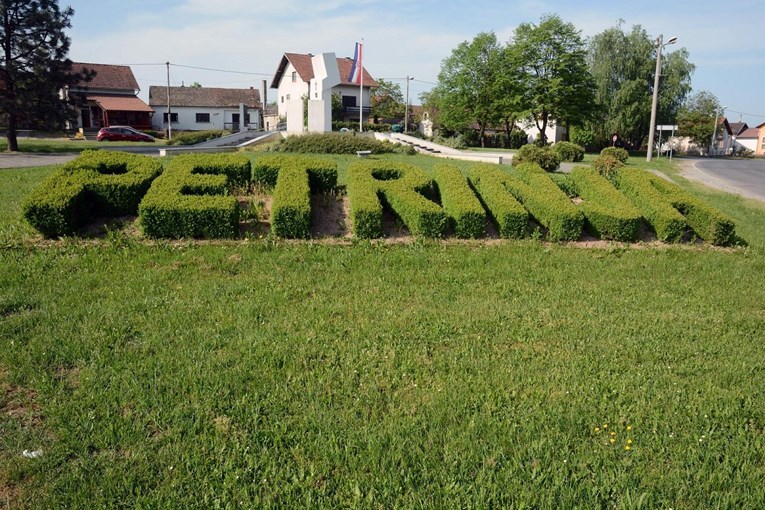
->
[432,164,486,238]
[511,144,561,172]
[273,133,413,155]
[617,169,735,245]
[552,141,585,162]
[614,169,687,242]
[24,150,163,237]
[592,154,625,179]
[347,161,448,238]
[138,154,250,239]
[332,121,391,132]
[600,147,629,163]
[252,154,337,192]
[166,130,228,146]
[511,163,584,241]
[466,165,528,239]
[571,167,642,241]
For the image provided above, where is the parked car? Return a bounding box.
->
[97,126,155,142]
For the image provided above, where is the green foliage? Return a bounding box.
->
[370,79,405,119]
[592,154,625,180]
[466,164,528,238]
[600,147,629,163]
[509,130,530,149]
[614,169,687,242]
[432,164,486,238]
[571,167,642,241]
[552,141,585,162]
[569,125,595,149]
[347,161,448,238]
[271,164,312,239]
[138,154,250,239]
[677,91,723,152]
[273,133,410,154]
[512,144,561,172]
[23,150,163,237]
[332,122,392,132]
[167,130,228,146]
[252,154,338,192]
[510,163,584,241]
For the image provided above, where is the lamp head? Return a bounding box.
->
[667,36,678,45]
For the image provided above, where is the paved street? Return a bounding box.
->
[0,146,161,169]
[678,157,765,202]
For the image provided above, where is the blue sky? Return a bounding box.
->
[65,0,765,126]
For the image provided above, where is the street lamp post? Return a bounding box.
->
[646,35,677,162]
[404,75,414,133]
[710,105,727,156]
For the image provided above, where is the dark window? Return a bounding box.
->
[196,113,210,123]
[162,112,178,123]
[291,71,297,82]
[342,96,356,107]
[232,114,240,123]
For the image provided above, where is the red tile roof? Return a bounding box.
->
[147,86,261,108]
[71,62,140,91]
[271,53,377,89]
[737,128,760,138]
[87,95,153,113]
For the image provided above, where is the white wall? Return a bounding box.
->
[277,62,310,120]
[151,106,261,131]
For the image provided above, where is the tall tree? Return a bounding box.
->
[433,31,503,147]
[677,90,721,152]
[588,21,695,148]
[512,14,596,145]
[1,0,85,151]
[370,78,404,120]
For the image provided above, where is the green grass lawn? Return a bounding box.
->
[2,155,765,508]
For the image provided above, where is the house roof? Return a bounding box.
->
[71,62,140,92]
[737,127,760,139]
[271,52,378,89]
[88,95,153,113]
[728,121,748,136]
[147,86,262,108]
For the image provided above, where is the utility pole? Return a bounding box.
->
[404,75,413,133]
[710,105,727,156]
[647,35,677,162]
[166,61,172,141]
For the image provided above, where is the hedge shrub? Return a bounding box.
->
[552,141,585,162]
[24,150,163,237]
[571,167,642,241]
[166,130,228,146]
[592,154,625,179]
[347,161,448,238]
[432,164,486,238]
[252,154,337,192]
[600,147,629,163]
[273,133,414,155]
[466,165,528,239]
[617,170,735,245]
[614,169,687,242]
[138,154,250,239]
[510,163,584,241]
[511,144,561,172]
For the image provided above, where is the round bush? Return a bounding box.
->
[511,144,561,172]
[600,147,629,163]
[592,154,625,179]
[552,141,585,162]
[273,133,415,155]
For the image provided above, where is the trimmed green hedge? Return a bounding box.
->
[138,154,250,239]
[166,130,229,146]
[273,133,414,155]
[510,163,584,241]
[600,147,629,163]
[252,155,337,192]
[24,150,163,237]
[432,164,486,238]
[466,165,528,239]
[511,144,561,172]
[552,141,585,162]
[616,169,735,245]
[347,161,448,238]
[571,167,642,241]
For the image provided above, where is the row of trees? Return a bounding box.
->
[425,16,697,150]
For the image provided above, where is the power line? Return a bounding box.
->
[171,63,272,77]
[727,108,765,119]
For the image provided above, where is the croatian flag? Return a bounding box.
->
[348,42,363,84]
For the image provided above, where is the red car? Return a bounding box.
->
[97,126,155,142]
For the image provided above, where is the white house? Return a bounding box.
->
[271,52,378,133]
[148,86,262,132]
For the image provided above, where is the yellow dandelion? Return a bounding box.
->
[594,427,601,433]
[627,439,633,445]
[603,423,609,429]
[610,431,616,437]
[626,425,633,431]
[609,438,616,445]
[625,445,632,451]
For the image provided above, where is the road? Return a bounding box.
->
[0,146,161,169]
[678,157,765,202]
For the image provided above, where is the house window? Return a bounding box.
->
[291,71,297,83]
[162,112,178,123]
[286,94,291,101]
[196,113,210,123]
[281,96,284,103]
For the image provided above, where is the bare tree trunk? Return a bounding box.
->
[479,122,486,148]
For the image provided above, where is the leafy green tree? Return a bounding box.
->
[370,79,404,120]
[1,0,87,151]
[588,21,694,148]
[190,81,202,88]
[512,14,596,145]
[677,90,721,152]
[433,31,504,147]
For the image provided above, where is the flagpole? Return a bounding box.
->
[359,39,364,133]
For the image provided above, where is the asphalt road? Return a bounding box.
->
[679,157,765,202]
[0,145,161,169]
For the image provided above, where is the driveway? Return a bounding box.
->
[677,157,765,202]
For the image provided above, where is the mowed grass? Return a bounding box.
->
[2,155,765,508]
[0,138,165,153]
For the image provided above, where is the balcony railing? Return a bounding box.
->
[343,106,371,116]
